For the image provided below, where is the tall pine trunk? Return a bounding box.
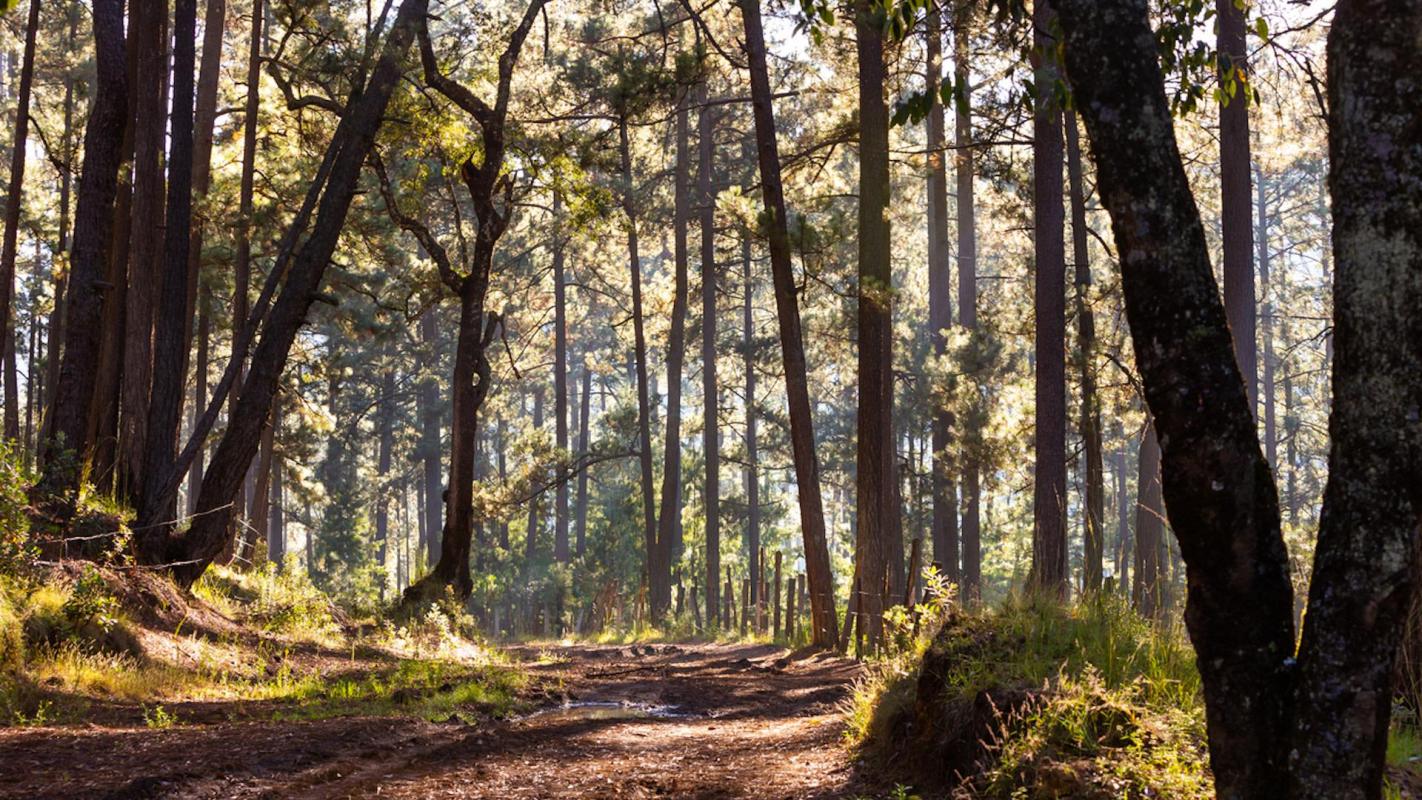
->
[698,80,719,625]
[1066,112,1104,592]
[953,0,981,599]
[553,192,570,564]
[1218,0,1257,413]
[0,0,40,442]
[738,0,837,646]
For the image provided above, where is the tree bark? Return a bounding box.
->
[0,0,40,442]
[854,0,902,643]
[38,0,127,499]
[1030,0,1068,598]
[376,368,394,588]
[953,0,981,600]
[741,233,757,631]
[1218,0,1257,414]
[1066,111,1104,593]
[653,94,692,618]
[553,191,570,564]
[183,0,228,412]
[267,404,283,566]
[1057,0,1294,792]
[137,0,199,532]
[925,5,958,581]
[1256,165,1277,469]
[737,0,837,646]
[1289,3,1422,794]
[418,308,442,568]
[698,79,719,626]
[1132,421,1162,616]
[574,354,592,557]
[39,5,76,458]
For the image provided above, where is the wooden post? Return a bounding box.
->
[773,551,783,639]
[785,575,796,643]
[741,577,750,635]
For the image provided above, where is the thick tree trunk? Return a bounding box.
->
[119,0,170,500]
[1066,112,1104,593]
[183,0,228,409]
[137,0,199,532]
[0,0,40,442]
[1030,0,1068,597]
[1218,0,1257,414]
[1289,4,1422,795]
[953,0,981,600]
[738,0,837,646]
[698,81,719,626]
[1057,0,1294,793]
[925,6,958,581]
[37,0,127,498]
[854,0,902,644]
[653,96,692,618]
[144,0,428,585]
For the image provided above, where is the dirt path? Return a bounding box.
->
[0,643,874,799]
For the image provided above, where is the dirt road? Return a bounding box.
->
[0,643,872,799]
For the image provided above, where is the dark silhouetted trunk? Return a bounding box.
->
[1030,0,1067,597]
[954,0,981,599]
[142,0,428,584]
[0,0,40,442]
[1131,422,1162,616]
[38,0,127,499]
[183,0,227,407]
[188,287,210,515]
[137,0,198,529]
[1066,112,1104,592]
[698,80,719,624]
[925,6,958,579]
[854,0,902,643]
[738,0,837,646]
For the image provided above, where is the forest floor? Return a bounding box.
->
[0,641,876,799]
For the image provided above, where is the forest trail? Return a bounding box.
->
[0,643,871,799]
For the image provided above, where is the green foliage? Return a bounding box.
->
[194,563,341,643]
[142,704,178,729]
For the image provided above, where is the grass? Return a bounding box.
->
[846,592,1210,798]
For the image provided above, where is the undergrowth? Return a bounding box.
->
[847,589,1210,798]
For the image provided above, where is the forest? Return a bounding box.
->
[0,0,1417,796]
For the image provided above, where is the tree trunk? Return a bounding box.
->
[137,0,198,532]
[925,5,958,581]
[39,5,76,459]
[249,408,275,561]
[553,192,570,564]
[741,234,757,632]
[619,114,661,615]
[738,0,837,647]
[1256,165,1277,469]
[1132,422,1162,616]
[1113,443,1130,592]
[1289,4,1422,794]
[574,353,591,556]
[376,368,394,588]
[188,286,210,515]
[1066,111,1104,593]
[524,386,544,570]
[653,95,692,619]
[37,0,127,499]
[698,80,719,627]
[1218,0,1257,413]
[144,0,428,585]
[267,405,283,566]
[183,0,228,410]
[953,0,981,600]
[419,308,442,568]
[119,0,170,501]
[854,0,902,643]
[1057,0,1294,792]
[0,0,40,442]
[1031,0,1068,597]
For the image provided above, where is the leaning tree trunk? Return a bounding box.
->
[1056,0,1294,794]
[738,0,838,647]
[143,0,429,585]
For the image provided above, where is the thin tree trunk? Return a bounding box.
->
[419,308,442,567]
[1030,0,1068,597]
[854,0,902,644]
[574,355,591,556]
[187,286,210,515]
[925,5,958,580]
[1113,443,1130,592]
[1066,111,1104,592]
[698,79,719,626]
[40,6,76,455]
[653,95,692,618]
[524,387,543,570]
[183,0,227,404]
[1132,422,1162,616]
[953,0,981,600]
[249,407,274,560]
[376,368,394,590]
[553,192,570,564]
[1218,0,1257,414]
[1256,165,1276,469]
[0,0,40,442]
[267,405,283,566]
[737,0,837,646]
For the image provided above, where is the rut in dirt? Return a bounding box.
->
[0,643,873,800]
